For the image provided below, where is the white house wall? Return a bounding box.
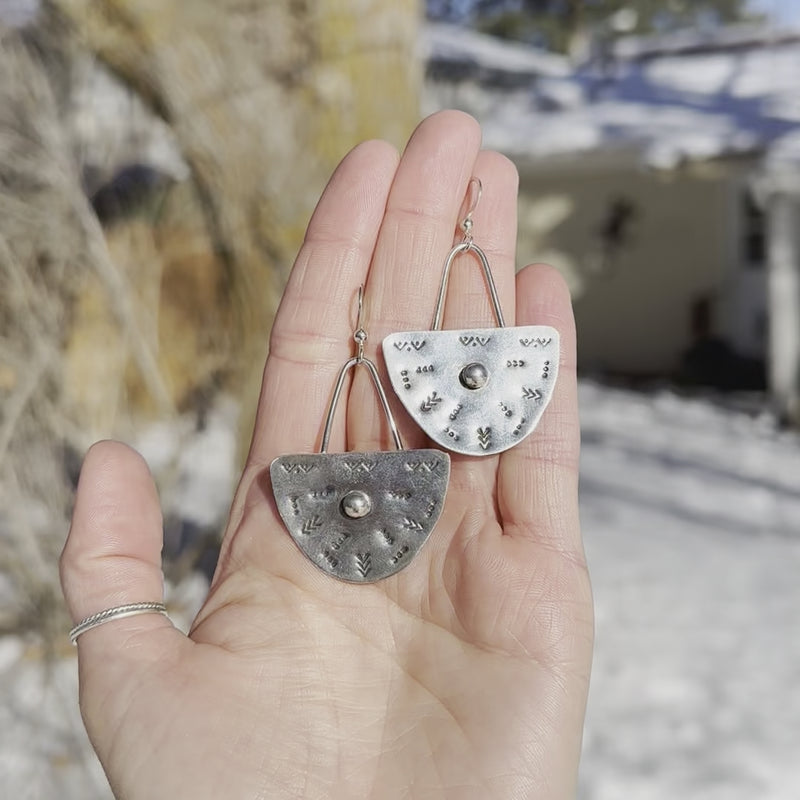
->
[518,164,734,376]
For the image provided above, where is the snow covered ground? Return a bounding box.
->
[577,381,800,800]
[1,380,798,798]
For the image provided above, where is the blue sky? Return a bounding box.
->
[749,0,800,25]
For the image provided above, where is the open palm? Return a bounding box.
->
[61,111,593,800]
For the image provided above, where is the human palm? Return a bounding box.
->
[61,111,593,800]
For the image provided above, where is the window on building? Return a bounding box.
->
[742,189,766,267]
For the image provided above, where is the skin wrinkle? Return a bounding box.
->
[509,583,578,667]
[419,718,457,797]
[388,121,480,207]
[396,222,443,284]
[503,523,588,570]
[376,635,401,797]
[304,141,399,220]
[274,306,351,356]
[521,402,581,443]
[373,162,480,321]
[65,562,164,625]
[384,201,460,227]
[78,550,162,578]
[251,598,483,797]
[379,684,475,796]
[209,494,560,664]
[279,290,350,341]
[442,533,579,665]
[499,465,579,530]
[292,236,371,277]
[403,658,540,798]
[442,286,512,335]
[299,572,509,682]
[302,143,399,247]
[103,709,145,800]
[98,636,193,796]
[208,651,339,794]
[209,696,278,799]
[74,514,160,561]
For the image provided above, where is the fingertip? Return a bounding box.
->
[74,438,157,501]
[517,261,572,301]
[407,109,483,152]
[65,439,162,559]
[476,149,519,192]
[302,138,400,247]
[396,110,483,191]
[347,137,401,168]
[516,263,576,365]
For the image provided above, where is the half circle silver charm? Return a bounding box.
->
[383,324,559,456]
[271,288,450,583]
[383,179,560,456]
[271,448,449,582]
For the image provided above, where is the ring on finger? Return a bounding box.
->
[69,602,169,645]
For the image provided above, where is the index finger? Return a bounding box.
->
[246,139,400,466]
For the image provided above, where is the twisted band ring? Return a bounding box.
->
[69,602,169,645]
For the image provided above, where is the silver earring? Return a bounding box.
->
[270,287,450,583]
[382,179,560,456]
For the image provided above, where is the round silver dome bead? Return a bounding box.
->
[341,490,373,519]
[459,362,489,390]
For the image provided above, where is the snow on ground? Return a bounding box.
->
[1,381,798,798]
[578,381,800,800]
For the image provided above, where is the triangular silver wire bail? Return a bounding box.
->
[432,239,505,331]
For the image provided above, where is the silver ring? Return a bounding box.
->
[69,602,169,645]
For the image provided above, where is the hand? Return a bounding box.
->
[61,111,593,800]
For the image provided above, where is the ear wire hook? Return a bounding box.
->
[432,178,505,330]
[320,286,403,453]
[354,284,367,363]
[461,177,482,245]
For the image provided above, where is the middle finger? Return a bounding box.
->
[346,110,482,452]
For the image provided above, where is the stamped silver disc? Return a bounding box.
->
[383,325,559,456]
[270,449,449,582]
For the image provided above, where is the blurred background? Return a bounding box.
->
[1,1,798,797]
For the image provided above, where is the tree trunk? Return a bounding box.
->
[51,0,421,451]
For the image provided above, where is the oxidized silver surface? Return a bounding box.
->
[383,325,559,456]
[270,449,449,582]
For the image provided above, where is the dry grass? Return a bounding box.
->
[0,25,86,642]
[0,19,184,644]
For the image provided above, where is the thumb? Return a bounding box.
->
[60,441,182,701]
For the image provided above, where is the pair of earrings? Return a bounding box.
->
[271,180,559,583]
